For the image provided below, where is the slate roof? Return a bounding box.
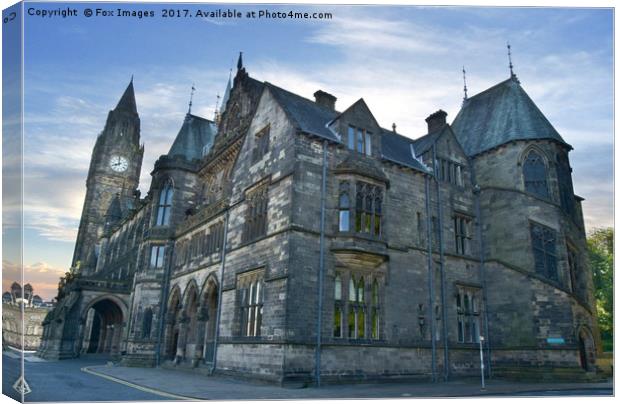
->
[380,128,431,173]
[264,82,340,142]
[451,77,569,156]
[115,80,138,114]
[262,80,429,173]
[168,114,217,161]
[411,127,445,156]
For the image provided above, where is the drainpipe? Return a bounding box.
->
[155,241,174,367]
[315,139,328,387]
[470,161,492,378]
[211,209,230,374]
[432,144,450,381]
[425,174,437,382]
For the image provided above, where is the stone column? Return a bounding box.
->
[174,312,189,364]
[111,323,123,355]
[104,325,115,354]
[192,306,209,367]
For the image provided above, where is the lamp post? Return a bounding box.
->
[479,335,485,390]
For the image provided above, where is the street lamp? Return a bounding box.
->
[479,335,485,390]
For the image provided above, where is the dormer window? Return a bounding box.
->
[347,125,371,156]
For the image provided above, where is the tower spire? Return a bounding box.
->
[507,42,515,78]
[115,78,137,114]
[462,66,468,100]
[188,83,196,114]
[237,51,243,71]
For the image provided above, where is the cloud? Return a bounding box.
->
[2,260,66,301]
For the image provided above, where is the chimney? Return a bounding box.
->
[425,109,447,133]
[314,90,337,111]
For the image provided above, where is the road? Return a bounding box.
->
[2,353,167,402]
[1,351,613,401]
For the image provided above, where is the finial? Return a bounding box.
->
[188,83,196,114]
[130,74,134,84]
[237,51,243,71]
[507,42,515,78]
[462,66,468,100]
[214,93,221,122]
[392,123,396,133]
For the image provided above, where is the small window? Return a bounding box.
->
[354,181,382,236]
[453,214,472,255]
[252,125,270,163]
[530,222,558,281]
[523,150,549,198]
[457,288,481,343]
[567,244,578,294]
[238,271,264,337]
[150,245,166,269]
[347,126,355,150]
[338,193,350,232]
[347,125,371,155]
[334,274,343,338]
[156,180,174,226]
[243,184,269,243]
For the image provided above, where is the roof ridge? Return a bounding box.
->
[264,81,340,114]
[466,77,514,101]
[187,113,213,123]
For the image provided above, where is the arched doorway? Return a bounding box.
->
[82,298,125,355]
[202,279,219,363]
[182,284,199,361]
[578,327,596,371]
[164,287,182,360]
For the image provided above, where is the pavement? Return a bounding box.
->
[85,362,613,400]
[1,351,614,402]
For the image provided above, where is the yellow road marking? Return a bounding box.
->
[81,366,204,401]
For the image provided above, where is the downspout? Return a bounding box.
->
[155,241,174,367]
[432,144,450,381]
[470,160,492,378]
[211,209,230,374]
[315,139,328,387]
[425,174,437,382]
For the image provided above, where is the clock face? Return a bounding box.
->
[109,155,129,172]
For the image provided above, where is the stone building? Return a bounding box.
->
[38,54,599,384]
[3,283,52,351]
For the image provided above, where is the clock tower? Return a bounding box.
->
[71,79,144,274]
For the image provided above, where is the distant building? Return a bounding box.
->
[40,54,599,383]
[2,283,53,351]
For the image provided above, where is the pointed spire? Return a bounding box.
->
[237,51,243,71]
[507,42,515,78]
[188,83,196,114]
[115,78,138,114]
[221,69,233,114]
[462,66,468,100]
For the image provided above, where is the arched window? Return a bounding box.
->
[338,193,350,232]
[354,182,383,236]
[333,275,342,338]
[523,150,548,198]
[142,308,153,338]
[156,180,174,226]
[371,279,380,339]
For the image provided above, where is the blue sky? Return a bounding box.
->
[5,2,614,299]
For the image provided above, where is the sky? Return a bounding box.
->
[2,2,614,300]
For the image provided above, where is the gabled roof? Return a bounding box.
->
[411,128,444,156]
[264,82,340,142]
[380,128,431,173]
[168,114,217,160]
[115,80,138,115]
[451,77,569,156]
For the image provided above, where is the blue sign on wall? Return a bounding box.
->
[547,337,565,344]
